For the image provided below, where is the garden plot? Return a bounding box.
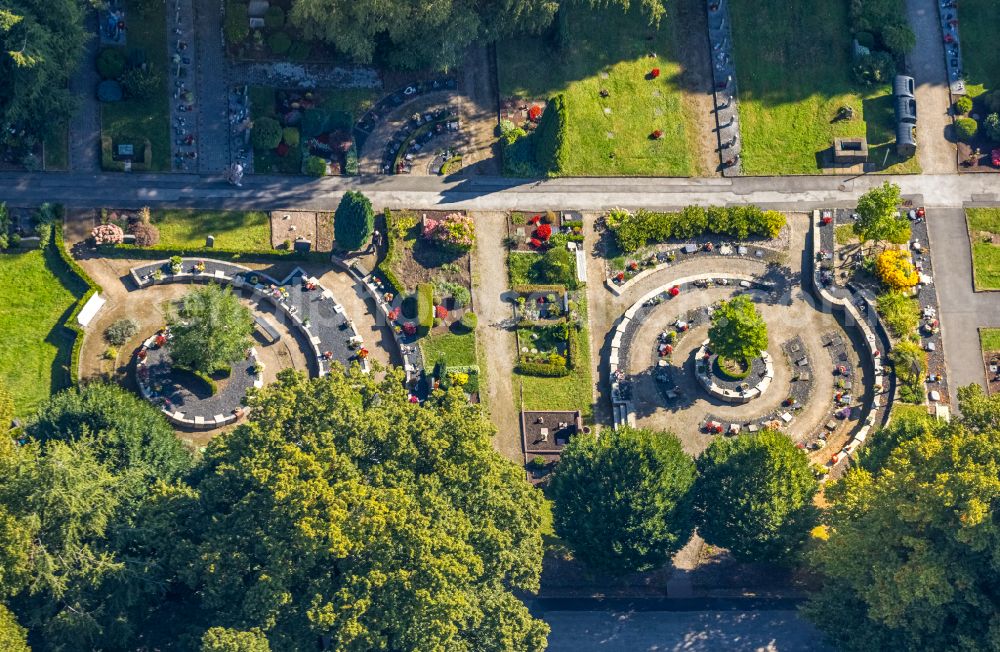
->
[965,208,1000,290]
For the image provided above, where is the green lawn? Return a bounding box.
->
[0,248,87,416]
[981,328,1000,353]
[43,126,69,171]
[959,0,1000,98]
[151,209,272,250]
[420,329,477,368]
[497,4,701,176]
[730,0,919,175]
[966,208,1000,290]
[100,0,170,171]
[517,301,593,419]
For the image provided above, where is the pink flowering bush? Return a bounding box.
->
[91,223,124,245]
[402,322,417,336]
[425,212,475,252]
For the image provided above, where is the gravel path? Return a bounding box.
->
[471,211,523,462]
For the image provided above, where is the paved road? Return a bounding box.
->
[2,171,1000,211]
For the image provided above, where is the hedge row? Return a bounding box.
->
[512,283,567,294]
[416,283,435,336]
[515,361,570,377]
[535,94,569,176]
[606,205,786,254]
[52,223,103,384]
[378,209,405,295]
[108,243,329,263]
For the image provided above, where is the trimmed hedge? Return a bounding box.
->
[605,205,786,254]
[52,222,103,384]
[377,209,405,294]
[512,283,567,294]
[515,361,570,377]
[535,94,569,176]
[416,283,435,336]
[108,243,328,263]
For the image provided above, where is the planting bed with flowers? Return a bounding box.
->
[507,211,584,252]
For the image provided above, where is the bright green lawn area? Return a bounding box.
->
[730,0,919,175]
[100,0,170,171]
[0,248,87,416]
[966,208,1000,290]
[959,0,1000,98]
[420,330,477,368]
[981,328,1000,353]
[517,301,593,419]
[497,5,701,176]
[43,126,69,171]
[150,209,272,250]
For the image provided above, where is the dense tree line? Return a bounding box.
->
[0,0,88,156]
[0,370,547,650]
[289,0,666,70]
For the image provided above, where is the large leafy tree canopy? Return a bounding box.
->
[169,284,254,373]
[0,0,86,145]
[550,427,696,573]
[693,430,817,562]
[290,0,665,70]
[853,181,910,248]
[126,367,548,650]
[708,295,769,364]
[806,385,1000,651]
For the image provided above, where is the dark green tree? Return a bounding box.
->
[805,385,1000,651]
[25,382,191,499]
[201,627,271,652]
[333,190,374,251]
[251,116,282,150]
[550,427,696,573]
[169,285,254,374]
[536,245,575,287]
[708,295,769,364]
[693,430,818,562]
[128,367,548,650]
[0,0,87,147]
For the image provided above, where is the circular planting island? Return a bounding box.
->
[695,340,774,404]
[136,329,263,430]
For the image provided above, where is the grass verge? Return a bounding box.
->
[43,126,69,171]
[966,208,1000,290]
[497,4,700,176]
[420,329,477,368]
[958,0,1000,98]
[150,209,272,251]
[730,0,919,175]
[0,246,87,416]
[980,328,1000,353]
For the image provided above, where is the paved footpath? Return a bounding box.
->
[906,0,958,174]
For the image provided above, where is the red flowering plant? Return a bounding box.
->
[388,307,400,321]
[528,215,541,225]
[535,224,552,240]
[650,68,661,79]
[435,305,448,319]
[528,105,542,121]
[402,322,417,336]
[529,237,543,249]
[651,129,664,140]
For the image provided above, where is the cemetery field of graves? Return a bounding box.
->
[729,0,920,175]
[497,1,710,177]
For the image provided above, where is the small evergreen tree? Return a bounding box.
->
[333,191,374,251]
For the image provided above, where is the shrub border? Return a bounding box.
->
[52,223,103,384]
[107,243,328,263]
[416,283,435,336]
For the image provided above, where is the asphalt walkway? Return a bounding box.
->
[906,0,958,174]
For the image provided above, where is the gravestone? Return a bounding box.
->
[205,234,215,248]
[294,238,312,254]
